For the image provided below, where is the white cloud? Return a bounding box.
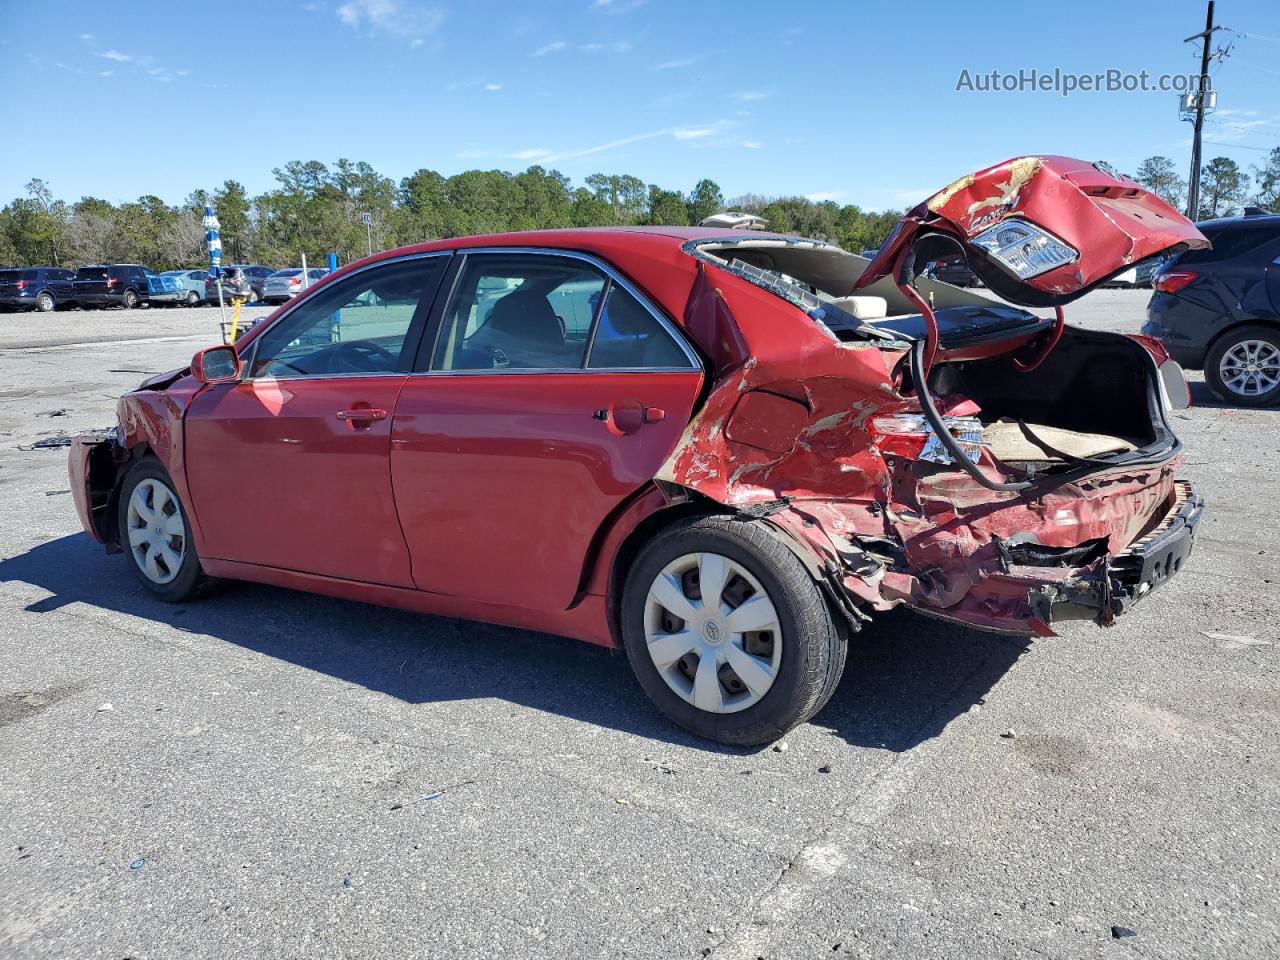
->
[652,57,696,71]
[532,40,567,56]
[741,140,761,149]
[580,40,632,53]
[734,90,769,102]
[336,0,443,42]
[98,49,132,62]
[484,83,502,91]
[513,123,728,164]
[78,33,94,41]
[510,148,555,161]
[99,70,113,77]
[591,0,647,13]
[456,148,489,159]
[672,127,714,140]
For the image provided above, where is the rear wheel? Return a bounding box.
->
[117,459,211,601]
[622,514,846,746]
[36,291,55,312]
[122,288,139,310]
[185,291,200,306]
[1206,325,1280,407]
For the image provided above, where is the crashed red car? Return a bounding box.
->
[69,156,1207,745]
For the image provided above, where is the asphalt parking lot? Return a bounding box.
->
[1,292,1277,959]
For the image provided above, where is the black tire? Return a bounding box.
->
[122,288,139,310]
[116,458,211,602]
[1205,324,1280,407]
[36,291,56,312]
[185,291,200,306]
[621,514,846,746]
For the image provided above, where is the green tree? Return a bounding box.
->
[214,180,251,261]
[1134,156,1187,211]
[1252,147,1280,210]
[686,178,724,225]
[646,185,689,225]
[1198,157,1250,220]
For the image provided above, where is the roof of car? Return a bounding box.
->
[1197,213,1280,230]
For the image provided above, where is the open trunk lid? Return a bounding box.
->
[857,155,1209,307]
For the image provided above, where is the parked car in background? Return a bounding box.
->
[71,265,183,309]
[0,267,76,312]
[1105,256,1162,288]
[206,265,271,303]
[160,269,211,306]
[926,255,982,287]
[1144,211,1280,406]
[262,268,328,305]
[68,155,1208,746]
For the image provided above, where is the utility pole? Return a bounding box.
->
[362,211,373,258]
[1184,0,1218,221]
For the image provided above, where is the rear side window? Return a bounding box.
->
[0,271,18,283]
[1177,225,1280,265]
[587,285,690,369]
[432,254,604,371]
[21,270,40,281]
[76,267,108,280]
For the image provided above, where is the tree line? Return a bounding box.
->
[2,150,1275,271]
[0,162,904,271]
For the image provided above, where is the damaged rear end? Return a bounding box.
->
[664,156,1208,637]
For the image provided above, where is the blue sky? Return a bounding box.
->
[3,0,1277,211]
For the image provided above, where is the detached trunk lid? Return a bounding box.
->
[858,156,1209,307]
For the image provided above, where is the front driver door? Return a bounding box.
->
[184,253,450,586]
[389,250,704,609]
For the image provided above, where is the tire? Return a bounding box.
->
[36,291,56,312]
[185,291,200,306]
[1205,324,1280,407]
[116,458,211,601]
[621,514,846,746]
[122,288,139,310]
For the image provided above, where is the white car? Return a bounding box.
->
[262,268,328,305]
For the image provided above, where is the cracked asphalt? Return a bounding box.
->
[1,292,1277,959]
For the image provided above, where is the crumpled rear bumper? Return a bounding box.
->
[67,432,121,546]
[903,480,1202,636]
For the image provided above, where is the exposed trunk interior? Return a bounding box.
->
[927,326,1173,473]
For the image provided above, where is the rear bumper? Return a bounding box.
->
[904,480,1201,636]
[146,290,182,303]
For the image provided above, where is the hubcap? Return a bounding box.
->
[1219,339,1280,397]
[126,478,186,584]
[643,552,782,714]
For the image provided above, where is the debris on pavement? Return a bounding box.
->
[388,778,474,811]
[1201,632,1271,650]
[38,409,69,417]
[97,703,113,713]
[20,435,74,450]
[129,858,147,870]
[1111,925,1137,939]
[343,873,353,888]
[772,741,789,753]
[1000,729,1016,739]
[818,764,832,773]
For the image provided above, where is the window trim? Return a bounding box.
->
[415,247,702,376]
[240,251,453,382]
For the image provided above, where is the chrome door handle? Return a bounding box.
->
[336,408,388,421]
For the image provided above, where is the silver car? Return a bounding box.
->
[262,268,328,305]
[159,269,211,306]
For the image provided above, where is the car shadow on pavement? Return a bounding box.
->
[1187,381,1278,411]
[2,533,1029,754]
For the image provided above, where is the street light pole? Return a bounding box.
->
[1185,0,1216,220]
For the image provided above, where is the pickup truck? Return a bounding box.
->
[72,264,183,309]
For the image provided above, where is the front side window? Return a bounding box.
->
[432,254,604,371]
[249,256,447,378]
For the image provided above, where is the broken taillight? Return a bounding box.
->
[1152,271,1198,294]
[871,413,987,465]
[971,218,1078,280]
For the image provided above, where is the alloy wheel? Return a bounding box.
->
[37,292,54,312]
[126,478,187,585]
[1218,339,1280,398]
[643,551,782,714]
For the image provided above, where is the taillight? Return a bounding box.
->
[1153,271,1197,294]
[289,276,301,286]
[106,277,118,288]
[14,280,26,290]
[871,413,987,465]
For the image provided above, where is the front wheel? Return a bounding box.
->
[117,459,211,601]
[622,515,846,746]
[1205,325,1280,407]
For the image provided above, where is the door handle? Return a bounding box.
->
[336,407,388,421]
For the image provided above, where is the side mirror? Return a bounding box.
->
[192,345,242,384]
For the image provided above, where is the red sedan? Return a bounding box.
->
[70,157,1207,745]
